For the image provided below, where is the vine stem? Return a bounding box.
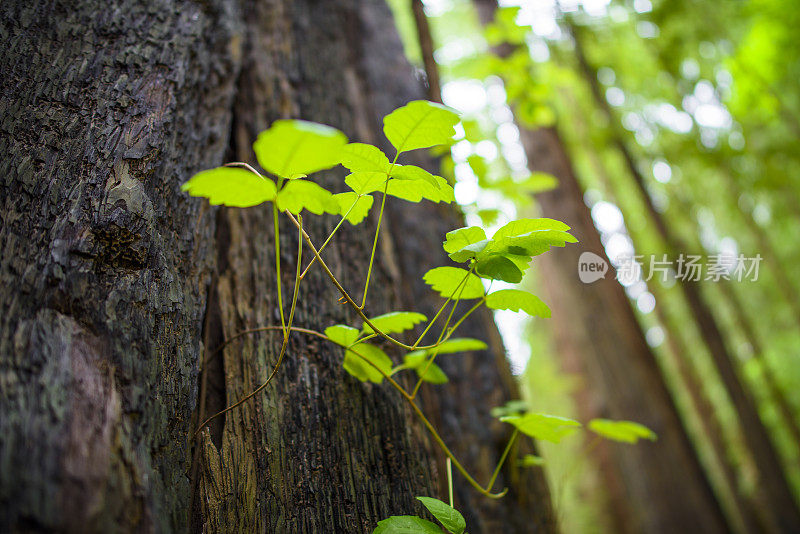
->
[447,458,454,508]
[410,265,477,397]
[283,210,459,351]
[411,267,473,349]
[485,429,519,492]
[360,152,399,309]
[299,196,360,280]
[197,323,509,499]
[273,202,286,331]
[194,215,304,434]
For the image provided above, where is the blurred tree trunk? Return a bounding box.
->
[522,125,730,534]
[0,1,556,532]
[567,20,800,532]
[471,1,730,532]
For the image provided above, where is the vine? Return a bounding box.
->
[184,100,656,532]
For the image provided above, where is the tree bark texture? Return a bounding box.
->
[0,1,556,533]
[521,126,731,534]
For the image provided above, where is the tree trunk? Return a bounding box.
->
[0,1,556,532]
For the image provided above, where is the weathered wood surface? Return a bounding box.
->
[0,1,556,532]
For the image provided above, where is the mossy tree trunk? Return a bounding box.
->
[0,1,556,532]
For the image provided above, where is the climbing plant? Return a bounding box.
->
[183,100,655,532]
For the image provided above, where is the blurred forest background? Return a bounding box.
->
[388,0,800,532]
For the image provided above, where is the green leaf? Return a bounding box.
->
[486,289,551,318]
[443,226,487,254]
[416,497,466,534]
[181,167,277,207]
[344,343,393,384]
[383,100,460,153]
[500,413,581,443]
[391,164,440,188]
[492,218,571,240]
[588,419,658,444]
[399,351,429,372]
[340,143,391,173]
[346,170,453,204]
[386,174,454,204]
[475,255,523,283]
[373,515,442,534]
[495,229,577,257]
[429,338,488,354]
[253,120,347,179]
[423,267,485,299]
[415,361,448,384]
[363,311,428,335]
[276,180,340,215]
[333,192,374,225]
[519,454,545,467]
[345,172,388,195]
[325,325,360,347]
[448,239,491,263]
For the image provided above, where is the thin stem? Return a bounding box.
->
[412,267,473,349]
[485,429,519,492]
[284,210,453,351]
[360,153,399,309]
[447,458,454,508]
[411,296,462,398]
[223,161,266,178]
[194,323,508,499]
[195,214,304,434]
[273,203,286,331]
[300,197,359,279]
[411,272,479,398]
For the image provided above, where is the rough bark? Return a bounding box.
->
[0,1,241,531]
[1,0,556,532]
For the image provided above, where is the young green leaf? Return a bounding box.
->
[373,516,442,534]
[486,289,551,318]
[429,337,488,354]
[340,143,392,173]
[325,325,361,347]
[385,174,454,204]
[345,172,388,195]
[276,180,340,215]
[447,240,491,263]
[416,497,466,534]
[588,419,658,444]
[181,167,277,207]
[475,255,523,283]
[496,229,577,256]
[492,218,571,240]
[333,192,374,225]
[363,311,428,335]
[415,361,448,384]
[423,267,485,299]
[391,164,440,188]
[500,413,581,443]
[443,226,487,254]
[383,100,460,153]
[253,120,347,179]
[343,343,393,384]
